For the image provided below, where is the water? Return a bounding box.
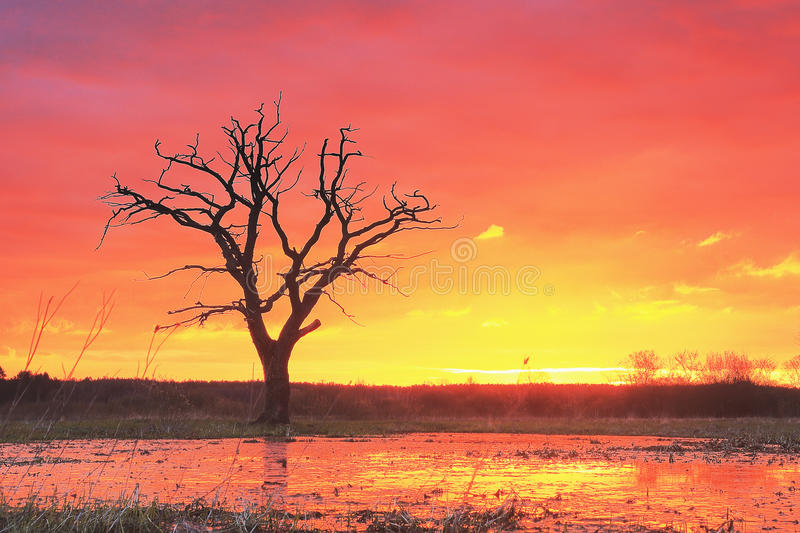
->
[2,433,798,530]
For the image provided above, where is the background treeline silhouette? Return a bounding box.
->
[3,375,800,419]
[620,349,800,386]
[3,349,800,419]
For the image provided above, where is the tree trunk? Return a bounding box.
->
[245,313,294,424]
[261,345,291,424]
[245,312,282,424]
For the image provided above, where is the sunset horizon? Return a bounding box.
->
[2,1,799,387]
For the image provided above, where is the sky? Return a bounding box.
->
[1,0,799,385]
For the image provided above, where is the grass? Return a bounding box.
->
[0,497,313,532]
[4,415,800,444]
[0,496,675,533]
[7,379,800,421]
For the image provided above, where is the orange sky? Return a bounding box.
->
[1,1,800,385]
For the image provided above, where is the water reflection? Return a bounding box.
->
[1,434,798,530]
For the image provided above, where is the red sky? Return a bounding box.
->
[1,0,799,384]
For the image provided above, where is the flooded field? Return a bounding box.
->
[1,433,799,531]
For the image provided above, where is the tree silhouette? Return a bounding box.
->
[621,350,661,385]
[785,354,800,386]
[99,98,446,424]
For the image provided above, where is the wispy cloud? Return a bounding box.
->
[475,224,504,241]
[481,319,508,328]
[698,231,734,247]
[674,283,719,295]
[729,253,800,279]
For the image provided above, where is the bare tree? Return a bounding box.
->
[784,354,800,386]
[700,351,771,384]
[669,349,702,384]
[621,350,661,385]
[751,357,777,386]
[99,99,446,424]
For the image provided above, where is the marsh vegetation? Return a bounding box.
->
[2,434,796,532]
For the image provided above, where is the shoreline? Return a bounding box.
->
[3,416,800,445]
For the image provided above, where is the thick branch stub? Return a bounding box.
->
[298,319,322,338]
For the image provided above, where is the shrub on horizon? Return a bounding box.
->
[621,350,662,385]
[668,350,702,384]
[784,355,800,386]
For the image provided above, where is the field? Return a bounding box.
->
[5,414,800,446]
[6,378,800,418]
[2,380,800,531]
[4,378,800,441]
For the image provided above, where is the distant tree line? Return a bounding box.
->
[4,374,800,419]
[3,349,798,399]
[0,370,59,404]
[621,350,799,386]
[3,351,800,421]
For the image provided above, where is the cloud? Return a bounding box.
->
[481,319,509,328]
[475,224,504,241]
[698,231,734,247]
[674,283,720,295]
[729,253,800,278]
